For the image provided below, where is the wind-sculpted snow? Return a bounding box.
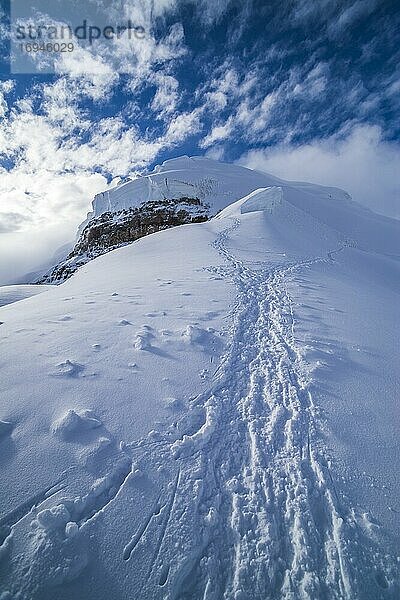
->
[52,409,102,440]
[83,156,350,230]
[217,186,284,218]
[83,156,400,259]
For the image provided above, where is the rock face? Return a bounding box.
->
[39,197,209,283]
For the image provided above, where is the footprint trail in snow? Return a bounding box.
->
[1,220,398,600]
[124,220,399,600]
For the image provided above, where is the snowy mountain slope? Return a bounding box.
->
[0,284,54,308]
[86,155,399,257]
[80,155,356,232]
[40,198,210,283]
[81,156,288,228]
[0,165,399,600]
[41,156,399,285]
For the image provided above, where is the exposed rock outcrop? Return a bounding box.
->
[39,197,209,283]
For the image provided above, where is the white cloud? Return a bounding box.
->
[291,0,379,33]
[0,80,15,118]
[238,124,400,219]
[151,74,180,115]
[186,0,233,25]
[292,0,334,23]
[200,89,278,148]
[152,0,179,17]
[292,62,328,98]
[15,0,187,82]
[328,0,380,35]
[164,109,201,143]
[200,117,233,148]
[0,171,108,284]
[241,92,277,132]
[0,226,73,285]
[199,58,337,149]
[204,145,225,160]
[55,47,119,99]
[205,90,228,110]
[201,65,257,112]
[0,169,108,230]
[111,21,186,86]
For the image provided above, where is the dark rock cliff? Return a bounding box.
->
[39,197,209,283]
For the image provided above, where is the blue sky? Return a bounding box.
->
[0,0,399,282]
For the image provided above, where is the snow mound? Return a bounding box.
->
[51,359,85,378]
[52,409,102,439]
[241,186,283,214]
[171,397,218,458]
[134,326,154,350]
[163,397,183,411]
[117,319,131,326]
[36,503,71,532]
[182,324,210,344]
[218,186,284,218]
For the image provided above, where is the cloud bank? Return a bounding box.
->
[239,125,400,220]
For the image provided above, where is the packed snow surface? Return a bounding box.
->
[0,159,399,599]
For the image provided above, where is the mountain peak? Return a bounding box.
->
[38,156,399,284]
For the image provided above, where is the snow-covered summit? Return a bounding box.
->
[42,157,355,284]
[39,156,398,285]
[82,155,349,231]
